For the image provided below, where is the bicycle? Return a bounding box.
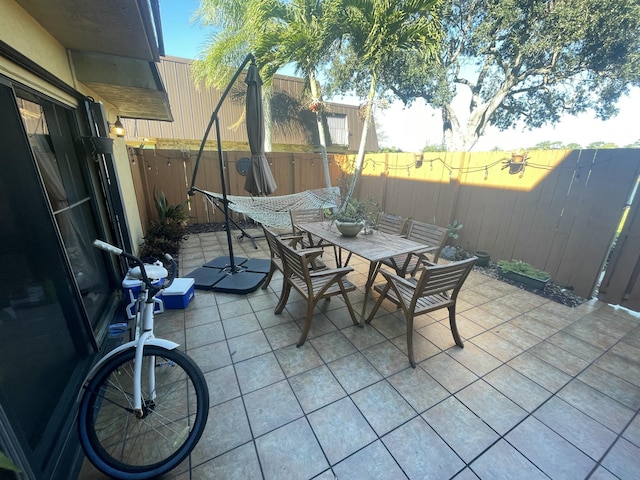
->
[77,240,209,479]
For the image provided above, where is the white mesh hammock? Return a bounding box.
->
[198,187,341,229]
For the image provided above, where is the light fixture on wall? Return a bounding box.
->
[110,116,126,137]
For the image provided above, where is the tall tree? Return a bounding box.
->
[192,0,276,150]
[192,0,341,187]
[329,0,442,204]
[253,0,343,188]
[383,0,640,151]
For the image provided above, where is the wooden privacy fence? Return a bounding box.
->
[128,149,345,229]
[129,147,640,302]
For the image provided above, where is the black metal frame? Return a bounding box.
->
[188,54,269,293]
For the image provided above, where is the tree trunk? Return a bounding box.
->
[442,80,513,151]
[309,72,331,188]
[344,78,376,207]
[263,87,273,152]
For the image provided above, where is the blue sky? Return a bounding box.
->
[159,0,639,152]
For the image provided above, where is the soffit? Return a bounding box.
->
[15,0,172,121]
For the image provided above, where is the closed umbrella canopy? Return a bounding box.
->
[244,62,277,196]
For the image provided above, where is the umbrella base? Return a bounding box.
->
[196,256,269,294]
[204,257,248,269]
[211,269,266,294]
[185,266,230,290]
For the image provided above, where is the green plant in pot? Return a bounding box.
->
[331,197,376,237]
[497,259,550,289]
[140,189,189,262]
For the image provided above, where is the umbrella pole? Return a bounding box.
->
[214,119,237,271]
[185,53,270,294]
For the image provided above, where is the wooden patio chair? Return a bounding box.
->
[379,219,448,277]
[366,256,477,368]
[290,208,329,248]
[374,212,407,235]
[275,238,358,347]
[261,226,325,290]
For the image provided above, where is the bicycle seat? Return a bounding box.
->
[127,264,168,282]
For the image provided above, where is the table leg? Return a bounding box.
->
[360,261,381,326]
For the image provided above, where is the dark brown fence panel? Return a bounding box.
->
[599,172,640,310]
[130,148,640,303]
[598,157,640,311]
[269,153,296,194]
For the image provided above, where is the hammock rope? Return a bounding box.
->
[199,187,341,229]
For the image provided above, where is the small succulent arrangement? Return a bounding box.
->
[446,220,463,240]
[497,259,550,281]
[331,197,377,224]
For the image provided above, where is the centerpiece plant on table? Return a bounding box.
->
[330,197,377,237]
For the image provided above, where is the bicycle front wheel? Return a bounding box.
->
[78,346,209,479]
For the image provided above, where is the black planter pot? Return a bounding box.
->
[475,251,490,267]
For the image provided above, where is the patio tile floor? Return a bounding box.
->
[79,228,640,479]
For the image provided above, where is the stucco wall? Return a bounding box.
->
[0,0,143,250]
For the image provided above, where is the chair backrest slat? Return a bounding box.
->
[416,257,476,298]
[375,213,406,235]
[263,227,281,259]
[290,208,325,226]
[278,239,310,282]
[405,220,448,262]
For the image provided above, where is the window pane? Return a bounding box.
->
[19,99,111,327]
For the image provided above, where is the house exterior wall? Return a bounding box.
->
[0,1,144,248]
[0,3,165,478]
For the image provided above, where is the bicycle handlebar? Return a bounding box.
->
[93,239,123,256]
[93,239,177,293]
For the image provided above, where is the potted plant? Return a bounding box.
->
[475,250,491,267]
[441,220,464,260]
[331,197,376,237]
[497,259,550,289]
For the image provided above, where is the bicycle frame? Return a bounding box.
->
[78,274,179,412]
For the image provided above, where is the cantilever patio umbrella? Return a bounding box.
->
[187,54,270,294]
[244,63,277,196]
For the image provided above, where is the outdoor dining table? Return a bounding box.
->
[295,221,427,324]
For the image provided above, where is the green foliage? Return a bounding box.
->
[497,260,550,281]
[327,0,443,204]
[140,220,186,263]
[446,220,463,239]
[586,141,618,149]
[330,197,377,223]
[154,189,188,224]
[141,190,189,262]
[422,141,446,152]
[0,451,21,473]
[384,0,640,150]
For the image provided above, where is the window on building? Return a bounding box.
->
[326,113,349,146]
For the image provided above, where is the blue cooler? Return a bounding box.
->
[122,266,165,319]
[162,278,195,309]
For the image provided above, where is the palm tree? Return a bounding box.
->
[192,0,276,150]
[193,0,342,188]
[251,0,344,189]
[332,0,442,204]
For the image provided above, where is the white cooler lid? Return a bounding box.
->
[127,264,168,281]
[163,278,195,295]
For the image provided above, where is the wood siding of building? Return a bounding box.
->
[122,56,378,153]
